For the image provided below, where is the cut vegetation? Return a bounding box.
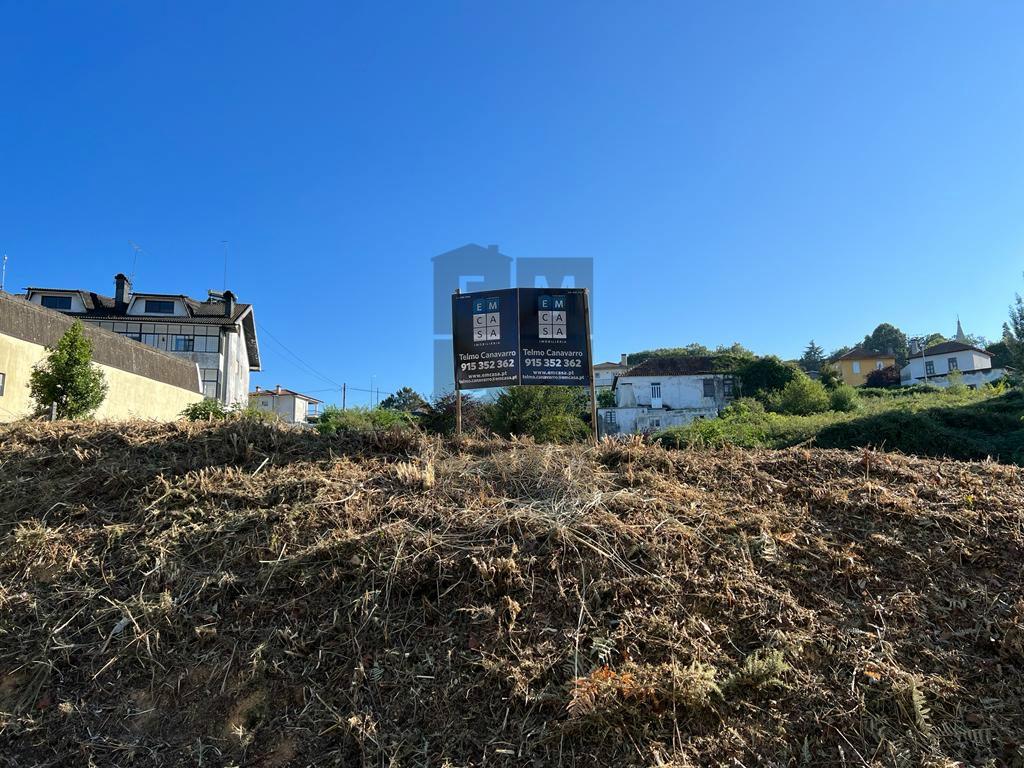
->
[1,421,1023,766]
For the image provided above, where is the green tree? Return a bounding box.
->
[863,323,909,365]
[597,389,616,408]
[627,343,755,369]
[738,356,798,398]
[29,321,108,419]
[418,392,492,436]
[379,386,426,412]
[865,364,902,388]
[799,340,826,373]
[1003,289,1024,371]
[818,362,842,390]
[986,340,1013,368]
[488,386,588,443]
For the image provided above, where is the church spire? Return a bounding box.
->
[955,316,967,343]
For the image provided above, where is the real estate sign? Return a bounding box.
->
[452,288,591,390]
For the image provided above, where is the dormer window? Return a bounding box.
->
[144,299,175,314]
[41,295,72,310]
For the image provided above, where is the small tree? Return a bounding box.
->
[864,364,902,388]
[418,392,492,436]
[739,356,798,398]
[799,340,826,373]
[379,386,427,412]
[29,321,107,419]
[1003,288,1024,371]
[863,323,908,366]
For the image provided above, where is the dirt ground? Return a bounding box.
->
[1,421,1022,766]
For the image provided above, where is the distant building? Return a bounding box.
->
[597,356,736,436]
[593,354,630,390]
[0,291,203,422]
[249,385,323,425]
[24,274,260,405]
[901,341,1006,388]
[833,348,896,387]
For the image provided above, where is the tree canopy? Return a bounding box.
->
[29,321,108,419]
[863,323,908,365]
[488,386,588,443]
[379,386,427,412]
[798,340,826,373]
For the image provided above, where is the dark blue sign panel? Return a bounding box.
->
[517,288,591,386]
[452,289,521,389]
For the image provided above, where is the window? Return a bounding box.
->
[650,418,661,429]
[925,361,935,376]
[723,377,734,399]
[41,295,72,310]
[876,360,885,370]
[144,299,175,314]
[947,358,958,372]
[172,335,195,352]
[702,378,715,398]
[0,372,5,396]
[852,361,861,374]
[200,368,221,399]
[603,410,617,426]
[650,383,661,399]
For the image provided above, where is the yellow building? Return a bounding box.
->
[833,347,897,387]
[0,292,203,422]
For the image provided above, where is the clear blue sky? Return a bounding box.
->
[3,2,1023,405]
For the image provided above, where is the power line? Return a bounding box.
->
[255,323,344,390]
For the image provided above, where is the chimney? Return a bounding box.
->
[620,353,629,366]
[114,273,132,309]
[254,386,261,393]
[275,385,282,395]
[223,290,236,317]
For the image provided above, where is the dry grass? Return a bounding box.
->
[0,420,1022,766]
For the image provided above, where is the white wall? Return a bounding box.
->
[902,350,992,383]
[615,375,721,410]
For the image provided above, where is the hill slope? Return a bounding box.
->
[1,422,1023,767]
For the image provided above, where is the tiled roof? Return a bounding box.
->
[620,356,728,377]
[834,347,896,361]
[912,341,989,357]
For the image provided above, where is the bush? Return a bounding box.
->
[418,392,493,436]
[739,357,799,399]
[488,386,588,443]
[181,399,229,421]
[865,364,902,388]
[316,406,414,435]
[829,385,859,413]
[945,370,967,394]
[771,373,830,416]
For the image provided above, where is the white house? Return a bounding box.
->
[900,340,1005,388]
[593,354,630,390]
[598,357,736,435]
[25,273,260,405]
[249,385,322,425]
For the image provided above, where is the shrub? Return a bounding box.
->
[488,386,588,443]
[418,392,492,436]
[865,364,902,388]
[829,385,859,413]
[945,370,967,394]
[181,399,229,421]
[771,373,830,416]
[316,406,414,435]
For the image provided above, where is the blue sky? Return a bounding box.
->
[2,2,1023,405]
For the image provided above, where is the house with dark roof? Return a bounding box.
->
[25,274,260,405]
[593,354,630,390]
[832,347,897,387]
[901,340,1006,388]
[249,385,322,425]
[597,356,737,436]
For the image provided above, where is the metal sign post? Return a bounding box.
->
[583,289,598,446]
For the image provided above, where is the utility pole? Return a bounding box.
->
[0,254,7,293]
[342,383,347,410]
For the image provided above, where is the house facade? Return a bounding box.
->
[833,348,896,386]
[901,341,1005,388]
[24,274,260,405]
[249,385,322,425]
[593,354,630,390]
[0,291,203,422]
[598,357,736,436]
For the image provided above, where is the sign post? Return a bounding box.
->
[451,287,595,443]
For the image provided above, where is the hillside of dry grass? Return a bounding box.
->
[1,421,1023,767]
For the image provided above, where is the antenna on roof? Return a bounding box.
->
[0,254,7,293]
[128,240,145,285]
[221,240,229,290]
